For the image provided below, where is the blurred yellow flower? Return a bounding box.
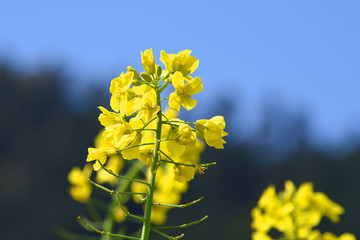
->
[68,164,92,203]
[251,180,356,240]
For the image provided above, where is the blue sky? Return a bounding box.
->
[1,0,360,147]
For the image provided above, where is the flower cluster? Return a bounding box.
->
[251,180,356,240]
[85,49,227,174]
[68,49,227,240]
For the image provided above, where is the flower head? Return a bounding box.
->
[160,50,199,75]
[195,116,227,149]
[168,71,203,111]
[109,71,135,115]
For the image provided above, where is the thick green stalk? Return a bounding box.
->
[140,86,162,240]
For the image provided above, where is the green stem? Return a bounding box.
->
[162,120,196,125]
[78,217,140,239]
[140,85,163,240]
[152,215,208,230]
[89,178,146,196]
[99,161,149,185]
[151,229,184,240]
[152,196,204,208]
[101,161,144,240]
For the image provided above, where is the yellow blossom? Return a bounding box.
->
[113,118,143,160]
[109,71,135,115]
[163,107,178,120]
[175,124,196,146]
[141,48,156,75]
[313,192,344,223]
[113,206,127,223]
[251,180,355,240]
[133,88,159,122]
[160,50,199,75]
[68,164,93,203]
[95,155,123,186]
[252,231,273,240]
[195,116,227,149]
[98,106,123,127]
[168,71,203,111]
[173,163,196,183]
[172,139,204,182]
[86,147,117,171]
[138,130,155,165]
[251,207,273,232]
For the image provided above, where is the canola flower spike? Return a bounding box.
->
[251,180,356,240]
[69,49,227,240]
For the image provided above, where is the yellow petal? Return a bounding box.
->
[172,71,184,90]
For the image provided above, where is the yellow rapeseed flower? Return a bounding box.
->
[109,71,135,115]
[160,49,199,75]
[251,180,355,240]
[86,147,117,171]
[168,71,203,111]
[133,88,159,122]
[195,116,227,149]
[68,164,93,203]
[141,48,156,75]
[95,155,123,186]
[113,206,127,223]
[175,124,196,147]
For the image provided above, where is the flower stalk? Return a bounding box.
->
[140,83,163,240]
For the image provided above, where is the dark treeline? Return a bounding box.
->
[1,63,359,239]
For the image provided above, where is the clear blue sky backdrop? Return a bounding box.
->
[1,0,360,146]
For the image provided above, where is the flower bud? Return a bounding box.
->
[127,66,140,79]
[141,72,152,83]
[131,79,142,86]
[156,65,162,78]
[141,48,156,75]
[176,124,196,146]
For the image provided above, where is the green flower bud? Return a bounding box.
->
[131,79,142,86]
[141,72,152,83]
[127,66,140,79]
[156,65,162,78]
